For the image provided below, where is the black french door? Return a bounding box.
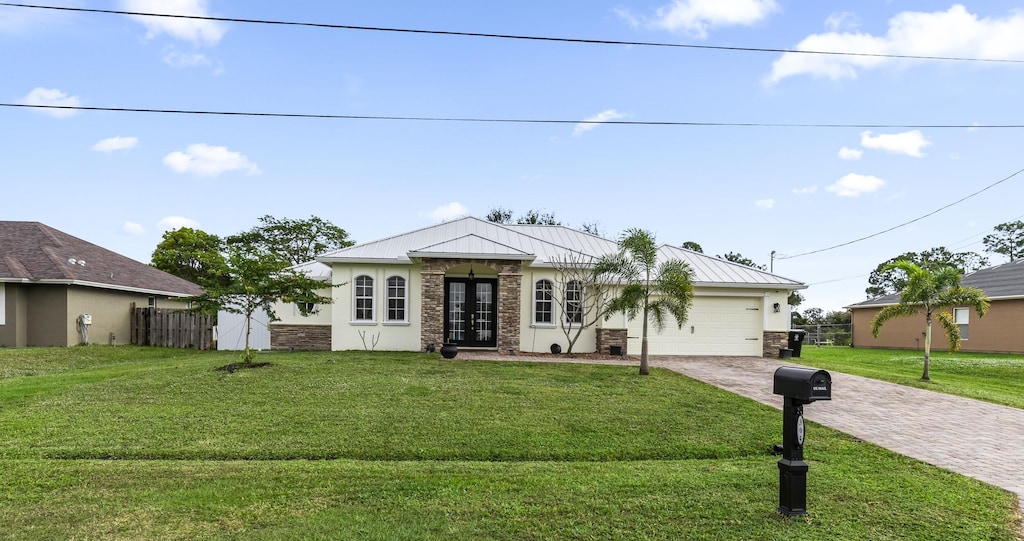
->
[443,278,497,347]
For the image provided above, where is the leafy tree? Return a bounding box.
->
[982,220,1024,261]
[681,241,704,253]
[580,221,604,237]
[517,209,560,225]
[189,243,335,362]
[787,291,804,307]
[718,252,766,270]
[866,247,988,298]
[486,207,514,224]
[597,229,695,375]
[227,215,353,266]
[485,207,561,225]
[150,227,229,289]
[870,261,989,380]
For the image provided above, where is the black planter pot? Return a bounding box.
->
[440,343,459,359]
[550,343,562,354]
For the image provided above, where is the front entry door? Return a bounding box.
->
[444,278,498,348]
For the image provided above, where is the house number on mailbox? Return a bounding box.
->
[796,413,805,447]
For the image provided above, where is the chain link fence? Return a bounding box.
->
[792,324,852,347]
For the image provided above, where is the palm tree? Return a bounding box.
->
[871,261,989,381]
[597,229,695,375]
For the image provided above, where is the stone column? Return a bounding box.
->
[496,261,522,353]
[420,260,446,351]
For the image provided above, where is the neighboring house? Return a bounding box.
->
[0,221,202,347]
[848,259,1024,353]
[271,217,805,357]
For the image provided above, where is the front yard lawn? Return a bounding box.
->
[0,347,1018,540]
[795,346,1024,409]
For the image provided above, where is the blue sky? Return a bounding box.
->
[4,1,1024,312]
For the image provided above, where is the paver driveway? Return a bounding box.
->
[466,352,1024,515]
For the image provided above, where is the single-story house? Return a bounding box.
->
[0,221,203,347]
[271,217,806,357]
[848,259,1024,353]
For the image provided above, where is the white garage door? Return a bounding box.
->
[626,296,763,356]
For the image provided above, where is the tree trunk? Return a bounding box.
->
[244,309,254,363]
[922,310,932,381]
[640,309,650,376]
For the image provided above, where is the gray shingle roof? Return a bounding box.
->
[848,259,1024,308]
[318,217,805,289]
[0,222,203,297]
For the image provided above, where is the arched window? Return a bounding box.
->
[354,275,374,321]
[386,276,407,322]
[565,280,584,325]
[534,279,554,324]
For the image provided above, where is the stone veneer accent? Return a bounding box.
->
[763,330,789,358]
[271,324,332,351]
[596,328,628,356]
[420,259,523,353]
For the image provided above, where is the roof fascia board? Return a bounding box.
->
[18,278,198,298]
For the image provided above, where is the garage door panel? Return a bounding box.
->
[626,297,762,356]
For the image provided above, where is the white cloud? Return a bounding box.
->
[573,109,626,137]
[825,11,860,32]
[826,173,886,197]
[163,144,262,176]
[428,202,468,222]
[619,0,778,39]
[121,0,227,46]
[768,5,1024,83]
[17,87,81,118]
[792,185,818,195]
[122,221,146,236]
[755,198,775,209]
[92,136,139,153]
[860,130,931,157]
[157,216,200,231]
[162,48,211,68]
[838,147,863,160]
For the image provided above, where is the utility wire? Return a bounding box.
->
[3,103,1023,129]
[4,2,1024,64]
[778,166,1024,260]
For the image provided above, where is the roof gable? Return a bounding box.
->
[0,222,203,297]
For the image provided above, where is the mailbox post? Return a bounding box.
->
[772,366,831,516]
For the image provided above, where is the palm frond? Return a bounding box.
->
[935,311,962,353]
[871,304,919,337]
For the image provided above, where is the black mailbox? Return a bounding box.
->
[772,366,832,517]
[773,366,831,403]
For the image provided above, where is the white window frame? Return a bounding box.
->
[384,275,409,324]
[533,279,555,326]
[294,302,317,317]
[954,307,970,340]
[352,274,375,323]
[0,283,5,325]
[563,280,584,325]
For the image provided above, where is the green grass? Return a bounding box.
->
[0,346,1018,540]
[794,346,1024,409]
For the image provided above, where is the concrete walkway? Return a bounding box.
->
[464,352,1024,516]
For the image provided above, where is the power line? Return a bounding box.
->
[778,166,1024,260]
[4,2,1024,65]
[4,103,1024,129]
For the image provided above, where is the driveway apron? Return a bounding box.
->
[650,355,1024,516]
[466,352,1024,515]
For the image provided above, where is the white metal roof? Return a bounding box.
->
[318,217,805,288]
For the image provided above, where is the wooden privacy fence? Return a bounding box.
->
[130,306,213,350]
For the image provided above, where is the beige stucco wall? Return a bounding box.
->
[852,299,1024,353]
[519,269,598,354]
[330,263,422,351]
[0,284,29,347]
[67,287,191,347]
[273,286,333,326]
[0,283,190,348]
